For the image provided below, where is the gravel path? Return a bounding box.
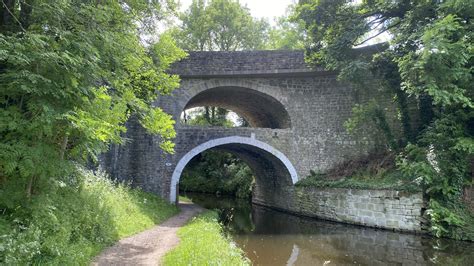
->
[92,202,203,266]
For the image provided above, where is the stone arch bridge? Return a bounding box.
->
[101,50,386,211]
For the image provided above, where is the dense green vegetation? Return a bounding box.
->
[0,169,178,264]
[170,0,269,51]
[0,0,184,263]
[0,1,184,199]
[168,0,305,51]
[296,0,473,240]
[180,150,254,198]
[162,210,249,266]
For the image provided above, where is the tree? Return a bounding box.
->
[296,0,473,239]
[0,1,185,202]
[173,0,270,51]
[265,5,306,50]
[183,107,233,127]
[176,0,211,51]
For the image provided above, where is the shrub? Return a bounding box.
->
[0,168,178,264]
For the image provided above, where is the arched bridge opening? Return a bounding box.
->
[169,136,298,203]
[181,86,292,129]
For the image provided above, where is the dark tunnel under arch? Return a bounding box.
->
[169,136,298,203]
[183,86,292,129]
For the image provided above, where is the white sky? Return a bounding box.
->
[178,0,297,23]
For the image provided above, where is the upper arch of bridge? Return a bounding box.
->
[184,86,291,128]
[169,50,325,78]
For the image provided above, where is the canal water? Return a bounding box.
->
[183,193,474,266]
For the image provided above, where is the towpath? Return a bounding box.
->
[92,202,203,266]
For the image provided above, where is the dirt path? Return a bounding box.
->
[92,202,203,266]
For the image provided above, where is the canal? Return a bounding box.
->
[183,193,474,265]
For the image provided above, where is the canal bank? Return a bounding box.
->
[185,193,474,265]
[253,186,425,232]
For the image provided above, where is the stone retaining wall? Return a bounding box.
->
[253,187,425,232]
[464,185,474,213]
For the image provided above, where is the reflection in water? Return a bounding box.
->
[286,244,299,266]
[184,193,474,266]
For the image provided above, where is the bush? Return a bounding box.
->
[0,168,178,264]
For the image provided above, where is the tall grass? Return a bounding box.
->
[0,169,178,265]
[163,210,249,266]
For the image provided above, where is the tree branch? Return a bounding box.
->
[354,21,401,47]
[1,0,26,32]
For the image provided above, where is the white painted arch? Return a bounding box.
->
[169,136,298,203]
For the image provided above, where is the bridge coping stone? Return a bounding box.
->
[169,50,325,77]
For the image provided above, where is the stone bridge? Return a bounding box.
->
[101,50,389,211]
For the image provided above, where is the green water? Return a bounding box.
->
[183,192,474,266]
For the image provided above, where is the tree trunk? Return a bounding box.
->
[60,135,68,160]
[26,175,36,199]
[205,106,211,123]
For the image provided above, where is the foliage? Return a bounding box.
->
[0,1,184,262]
[0,0,185,202]
[344,100,399,150]
[180,150,254,198]
[170,0,308,51]
[171,0,269,51]
[265,4,307,50]
[296,0,474,239]
[183,106,234,127]
[0,168,178,264]
[162,210,250,266]
[397,110,474,239]
[297,169,420,192]
[178,195,192,203]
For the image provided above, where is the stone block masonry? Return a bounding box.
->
[253,186,425,232]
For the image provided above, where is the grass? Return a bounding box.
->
[179,195,192,203]
[296,169,422,192]
[162,210,249,266]
[0,169,179,265]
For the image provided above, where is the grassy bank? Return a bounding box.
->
[162,210,249,265]
[0,169,178,265]
[297,169,421,192]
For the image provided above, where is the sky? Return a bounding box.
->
[178,0,297,23]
